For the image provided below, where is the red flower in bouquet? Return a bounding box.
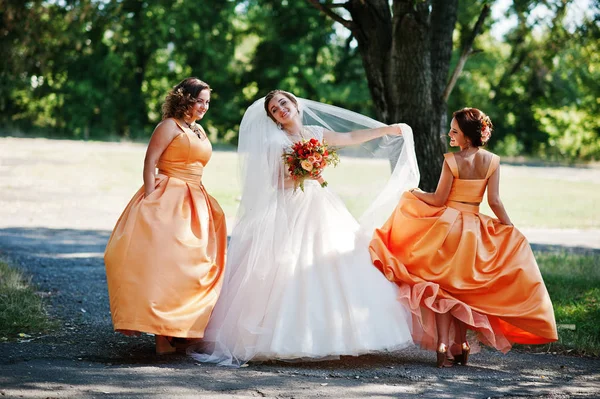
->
[282,138,340,191]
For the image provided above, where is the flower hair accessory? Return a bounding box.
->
[480,116,492,144]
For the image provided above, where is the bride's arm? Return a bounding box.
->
[322,124,403,147]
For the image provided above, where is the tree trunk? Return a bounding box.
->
[345,0,393,121]
[390,1,455,191]
[310,0,461,191]
[431,0,459,164]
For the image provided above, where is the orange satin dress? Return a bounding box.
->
[370,152,558,353]
[104,120,226,338]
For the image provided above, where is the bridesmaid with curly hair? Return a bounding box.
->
[370,108,558,367]
[104,77,226,355]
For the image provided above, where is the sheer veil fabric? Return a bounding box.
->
[189,96,420,366]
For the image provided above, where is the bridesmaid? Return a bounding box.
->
[104,77,227,355]
[370,108,558,367]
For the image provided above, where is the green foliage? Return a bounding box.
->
[1,0,598,162]
[237,0,373,120]
[1,0,371,143]
[493,134,525,157]
[1,0,240,140]
[534,106,600,160]
[449,0,600,161]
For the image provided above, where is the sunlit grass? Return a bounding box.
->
[480,170,600,229]
[535,252,600,355]
[0,260,57,339]
[107,148,600,228]
[2,138,598,229]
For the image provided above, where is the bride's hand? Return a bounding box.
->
[389,124,403,136]
[310,174,325,184]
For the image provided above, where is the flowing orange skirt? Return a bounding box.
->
[104,174,226,338]
[370,192,557,353]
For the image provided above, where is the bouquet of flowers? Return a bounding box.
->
[282,138,340,191]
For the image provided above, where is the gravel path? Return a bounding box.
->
[0,137,599,398]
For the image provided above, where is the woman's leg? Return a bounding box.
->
[435,312,453,367]
[457,319,467,344]
[455,319,470,365]
[454,318,471,365]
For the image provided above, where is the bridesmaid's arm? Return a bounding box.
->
[410,162,453,207]
[486,166,513,225]
[143,119,179,197]
[322,124,403,147]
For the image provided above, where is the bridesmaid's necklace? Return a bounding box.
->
[183,119,206,140]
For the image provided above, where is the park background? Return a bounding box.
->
[1,0,599,362]
[2,0,599,164]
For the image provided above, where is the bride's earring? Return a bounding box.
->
[277,122,283,130]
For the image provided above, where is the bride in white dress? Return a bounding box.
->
[190,90,421,366]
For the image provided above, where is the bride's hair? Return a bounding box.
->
[263,90,299,123]
[162,77,211,120]
[453,107,493,146]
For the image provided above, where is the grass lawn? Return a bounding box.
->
[202,152,600,229]
[535,251,600,356]
[34,140,594,229]
[480,170,600,229]
[0,260,56,340]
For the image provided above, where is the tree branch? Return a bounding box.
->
[306,0,354,30]
[442,3,491,102]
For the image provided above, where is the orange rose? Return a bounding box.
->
[301,160,314,171]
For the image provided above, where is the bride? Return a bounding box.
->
[190,90,421,366]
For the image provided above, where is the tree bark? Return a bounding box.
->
[388,1,443,191]
[308,0,486,191]
[432,0,459,153]
[344,0,393,121]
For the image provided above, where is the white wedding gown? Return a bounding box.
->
[190,123,415,366]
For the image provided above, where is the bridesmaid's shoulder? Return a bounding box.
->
[479,148,500,161]
[442,152,455,160]
[156,118,178,130]
[151,118,183,140]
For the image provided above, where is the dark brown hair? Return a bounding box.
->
[162,77,211,120]
[264,90,298,123]
[452,107,493,147]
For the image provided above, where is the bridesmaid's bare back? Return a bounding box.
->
[453,149,494,180]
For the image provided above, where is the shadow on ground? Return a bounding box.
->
[0,227,599,398]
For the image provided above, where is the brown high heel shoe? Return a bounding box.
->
[460,342,470,365]
[436,343,453,368]
[454,342,471,365]
[155,335,176,355]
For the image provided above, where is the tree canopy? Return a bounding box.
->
[1,0,598,165]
